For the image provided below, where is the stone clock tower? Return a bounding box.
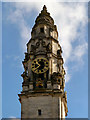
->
[18,5,68,119]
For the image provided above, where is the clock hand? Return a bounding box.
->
[36,61,40,66]
[33,63,40,71]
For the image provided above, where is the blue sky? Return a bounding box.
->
[1,2,88,119]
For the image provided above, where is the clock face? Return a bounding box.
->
[31,58,49,74]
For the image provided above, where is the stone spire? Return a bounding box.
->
[43,5,47,12]
[32,5,57,31]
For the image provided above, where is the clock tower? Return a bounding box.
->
[18,5,68,119]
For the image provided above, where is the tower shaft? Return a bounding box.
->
[18,5,68,119]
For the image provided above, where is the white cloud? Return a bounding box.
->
[52,3,88,62]
[5,2,88,82]
[64,65,71,82]
[73,43,88,61]
[7,7,30,52]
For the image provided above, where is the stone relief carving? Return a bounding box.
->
[46,43,52,52]
[30,40,51,54]
[51,72,63,83]
[31,45,36,52]
[36,78,43,88]
[21,71,29,85]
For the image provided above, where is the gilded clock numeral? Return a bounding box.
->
[44,66,47,69]
[39,59,41,61]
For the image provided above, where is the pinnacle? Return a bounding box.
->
[43,5,47,11]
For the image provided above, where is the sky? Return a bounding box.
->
[0,1,88,119]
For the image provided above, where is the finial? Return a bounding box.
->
[43,5,47,11]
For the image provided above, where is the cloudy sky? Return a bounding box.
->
[1,0,88,119]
